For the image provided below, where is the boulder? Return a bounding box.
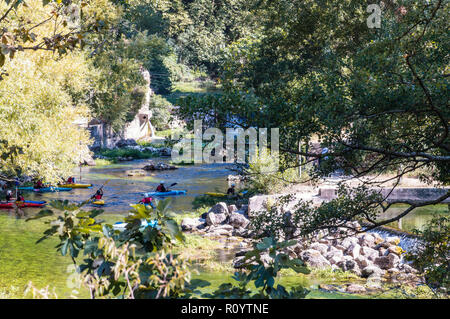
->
[181,217,205,231]
[229,212,250,229]
[142,162,177,171]
[232,227,251,238]
[359,233,376,247]
[310,243,329,255]
[300,249,331,269]
[116,139,138,148]
[372,232,384,244]
[346,243,361,258]
[341,237,359,249]
[337,259,358,272]
[209,202,229,216]
[374,254,400,270]
[355,255,371,269]
[227,205,238,215]
[387,245,403,256]
[206,212,227,226]
[386,236,401,246]
[346,284,366,294]
[325,248,344,260]
[360,246,379,261]
[361,265,384,278]
[328,256,344,265]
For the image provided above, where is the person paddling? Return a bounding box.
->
[5,190,13,202]
[156,181,168,192]
[91,189,103,200]
[227,184,236,195]
[34,179,44,189]
[16,192,25,202]
[67,176,75,184]
[139,193,155,208]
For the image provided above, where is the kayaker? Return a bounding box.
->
[156,181,168,193]
[16,192,25,202]
[5,190,13,202]
[227,184,236,195]
[91,189,103,200]
[139,193,155,208]
[34,179,44,189]
[67,176,75,184]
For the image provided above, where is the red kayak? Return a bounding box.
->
[0,200,47,209]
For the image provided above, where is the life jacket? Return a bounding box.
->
[94,194,102,200]
[156,185,166,192]
[17,195,25,202]
[67,177,74,183]
[142,197,152,204]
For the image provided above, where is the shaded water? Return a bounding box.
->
[0,159,447,298]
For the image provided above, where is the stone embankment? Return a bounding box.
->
[181,199,424,291]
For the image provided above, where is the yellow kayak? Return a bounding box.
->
[205,192,227,197]
[60,183,93,188]
[93,200,105,205]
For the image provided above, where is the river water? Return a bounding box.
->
[0,158,447,298]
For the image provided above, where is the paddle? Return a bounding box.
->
[87,179,110,204]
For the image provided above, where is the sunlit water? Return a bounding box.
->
[0,158,447,298]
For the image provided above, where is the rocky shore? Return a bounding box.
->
[181,200,425,293]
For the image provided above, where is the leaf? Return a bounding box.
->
[26,209,54,221]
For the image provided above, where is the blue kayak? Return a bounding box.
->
[18,186,72,192]
[146,190,187,197]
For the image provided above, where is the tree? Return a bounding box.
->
[178,0,449,230]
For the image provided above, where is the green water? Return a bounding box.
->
[0,159,447,298]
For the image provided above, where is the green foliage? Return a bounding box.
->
[405,215,450,293]
[203,237,310,298]
[96,147,158,160]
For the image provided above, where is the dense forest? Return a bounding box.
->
[0,0,448,299]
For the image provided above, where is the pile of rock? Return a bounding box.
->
[181,201,423,287]
[142,161,177,171]
[181,202,251,238]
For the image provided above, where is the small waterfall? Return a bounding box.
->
[367,229,421,252]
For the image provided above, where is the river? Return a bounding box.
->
[0,158,447,298]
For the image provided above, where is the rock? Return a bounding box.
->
[310,243,328,255]
[387,245,403,256]
[346,284,366,294]
[401,264,418,274]
[335,244,347,252]
[329,256,343,265]
[300,249,331,269]
[232,227,251,238]
[341,237,359,249]
[361,265,384,278]
[227,205,238,215]
[360,246,379,261]
[206,212,227,226]
[229,212,250,229]
[206,227,232,237]
[233,256,246,268]
[214,224,234,232]
[337,259,358,272]
[355,255,371,269]
[378,247,387,256]
[387,268,400,275]
[181,217,205,231]
[209,202,229,216]
[116,139,138,148]
[325,248,344,260]
[292,243,304,257]
[142,162,177,171]
[372,232,384,244]
[386,236,401,246]
[346,243,361,258]
[374,254,400,270]
[359,233,376,247]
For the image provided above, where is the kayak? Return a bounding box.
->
[146,190,187,197]
[92,200,105,206]
[205,192,227,197]
[0,200,47,209]
[204,191,246,197]
[59,183,93,189]
[18,186,72,192]
[113,219,158,231]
